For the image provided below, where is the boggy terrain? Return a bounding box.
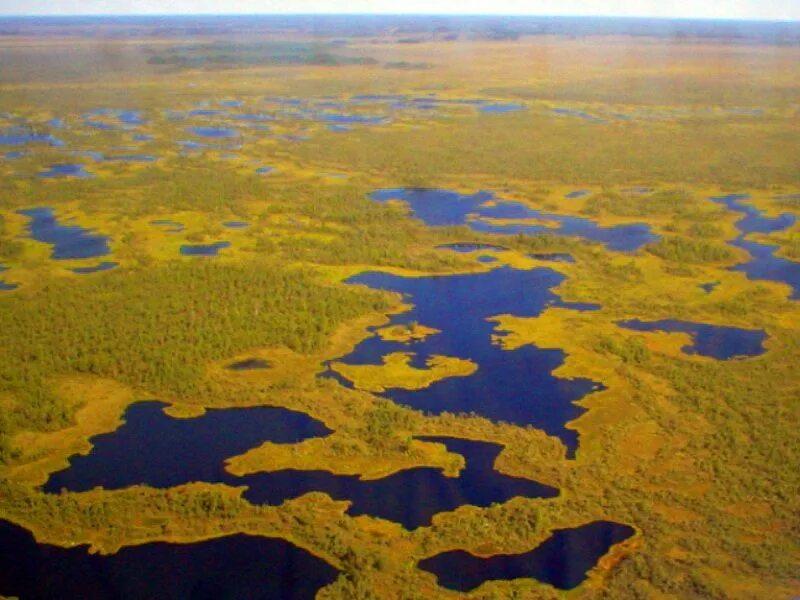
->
[0,16,799,600]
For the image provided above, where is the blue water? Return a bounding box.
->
[71,261,119,274]
[223,221,249,228]
[317,113,386,125]
[477,255,498,263]
[2,151,26,160]
[712,194,799,299]
[436,243,508,253]
[187,127,239,138]
[220,100,244,108]
[0,519,338,600]
[699,281,719,294]
[565,190,591,199]
[44,402,331,493]
[370,188,657,252]
[18,207,111,260]
[239,436,558,529]
[0,132,64,147]
[42,401,557,529]
[328,124,351,132]
[617,319,767,359]
[479,103,527,113]
[39,163,92,178]
[329,267,602,456]
[133,133,153,141]
[528,253,576,263]
[180,241,231,256]
[418,520,635,592]
[552,108,605,123]
[256,166,274,174]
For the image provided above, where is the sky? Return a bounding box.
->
[0,0,798,21]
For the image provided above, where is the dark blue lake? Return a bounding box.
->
[418,520,635,592]
[0,131,64,147]
[71,261,119,274]
[370,189,657,252]
[223,221,249,229]
[712,194,799,300]
[18,207,111,260]
[187,127,239,138]
[436,243,507,253]
[329,267,603,456]
[39,163,92,178]
[617,319,767,360]
[528,253,576,263]
[479,103,527,113]
[180,241,231,256]
[44,402,332,493]
[0,519,338,600]
[43,403,556,530]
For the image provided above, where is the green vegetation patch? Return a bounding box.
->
[0,260,390,460]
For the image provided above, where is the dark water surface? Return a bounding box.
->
[712,194,799,299]
[617,319,767,359]
[71,261,119,274]
[18,207,111,260]
[370,188,657,251]
[0,519,338,600]
[329,267,603,456]
[44,402,332,493]
[418,520,635,592]
[180,241,231,256]
[43,404,556,530]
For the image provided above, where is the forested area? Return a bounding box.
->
[0,261,390,461]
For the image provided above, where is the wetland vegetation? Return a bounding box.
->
[0,13,798,600]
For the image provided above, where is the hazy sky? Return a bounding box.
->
[0,0,798,21]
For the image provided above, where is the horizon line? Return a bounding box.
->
[0,13,798,24]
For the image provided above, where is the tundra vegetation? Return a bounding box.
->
[0,16,798,600]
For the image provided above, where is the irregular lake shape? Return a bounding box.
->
[223,221,249,229]
[329,267,602,456]
[43,403,556,530]
[699,281,719,294]
[239,436,558,529]
[0,131,64,147]
[617,319,767,360]
[436,243,508,253]
[477,255,498,263]
[18,207,110,260]
[370,188,657,252]
[71,261,119,274]
[0,519,338,600]
[38,163,92,178]
[187,127,240,138]
[712,193,799,299]
[479,103,527,113]
[528,253,576,263]
[418,520,635,592]
[44,401,332,493]
[180,241,231,256]
[227,358,271,370]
